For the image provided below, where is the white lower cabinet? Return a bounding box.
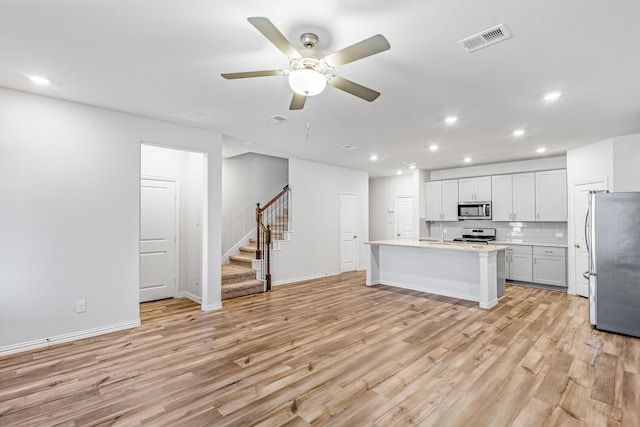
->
[506,246,533,282]
[533,246,567,287]
[504,245,567,287]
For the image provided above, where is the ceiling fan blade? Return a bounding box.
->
[221,70,285,79]
[248,17,302,59]
[327,75,381,102]
[324,34,390,67]
[289,92,307,110]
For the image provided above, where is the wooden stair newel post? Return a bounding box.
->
[255,202,262,259]
[266,225,271,292]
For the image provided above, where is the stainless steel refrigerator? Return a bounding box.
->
[586,191,640,337]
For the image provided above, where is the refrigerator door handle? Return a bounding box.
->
[584,203,590,254]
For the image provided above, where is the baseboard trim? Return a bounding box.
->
[201,302,222,311]
[272,270,341,287]
[0,319,141,357]
[179,291,202,304]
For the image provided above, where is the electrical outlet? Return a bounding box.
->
[76,300,86,313]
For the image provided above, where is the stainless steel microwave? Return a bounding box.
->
[457,201,491,220]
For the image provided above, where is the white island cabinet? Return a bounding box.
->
[365,240,508,309]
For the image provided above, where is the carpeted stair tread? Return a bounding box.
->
[221,263,257,284]
[229,254,253,267]
[222,279,264,300]
[239,246,257,254]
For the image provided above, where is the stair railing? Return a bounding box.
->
[256,185,290,291]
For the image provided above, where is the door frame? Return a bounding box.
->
[339,192,358,273]
[568,176,608,295]
[140,176,180,301]
[140,142,211,311]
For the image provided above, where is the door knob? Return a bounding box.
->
[353,235,358,238]
[575,244,581,248]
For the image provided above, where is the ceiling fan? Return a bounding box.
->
[221,17,390,110]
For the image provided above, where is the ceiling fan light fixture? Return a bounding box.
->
[288,69,326,96]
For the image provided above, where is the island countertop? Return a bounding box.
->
[366,239,510,253]
[366,239,507,309]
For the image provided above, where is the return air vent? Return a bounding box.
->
[265,115,288,125]
[458,24,511,52]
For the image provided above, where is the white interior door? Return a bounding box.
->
[572,179,607,297]
[340,193,358,272]
[140,179,177,302]
[396,196,415,240]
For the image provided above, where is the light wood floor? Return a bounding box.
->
[1,272,639,426]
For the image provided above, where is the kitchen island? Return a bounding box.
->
[365,240,508,309]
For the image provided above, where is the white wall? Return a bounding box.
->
[0,87,221,354]
[369,174,413,241]
[221,153,288,258]
[271,159,368,284]
[613,134,640,192]
[141,145,204,299]
[430,156,567,180]
[566,139,614,186]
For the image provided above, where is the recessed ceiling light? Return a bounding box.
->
[396,170,403,175]
[445,116,458,124]
[29,75,51,85]
[536,147,547,153]
[513,129,526,137]
[370,154,378,161]
[409,164,416,170]
[463,157,472,163]
[544,92,562,101]
[429,144,439,152]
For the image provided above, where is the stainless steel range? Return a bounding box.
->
[453,228,496,245]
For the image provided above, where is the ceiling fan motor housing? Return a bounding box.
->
[300,33,318,49]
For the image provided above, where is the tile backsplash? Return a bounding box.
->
[424,219,568,244]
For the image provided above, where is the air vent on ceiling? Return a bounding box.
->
[265,115,288,124]
[458,24,511,53]
[341,145,359,150]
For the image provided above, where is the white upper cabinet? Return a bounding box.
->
[442,180,459,220]
[492,173,535,221]
[491,175,513,221]
[512,173,536,221]
[425,180,458,221]
[535,169,567,221]
[458,176,491,201]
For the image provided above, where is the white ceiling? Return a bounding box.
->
[2,1,639,177]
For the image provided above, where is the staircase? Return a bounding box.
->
[221,186,290,300]
[221,238,264,300]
